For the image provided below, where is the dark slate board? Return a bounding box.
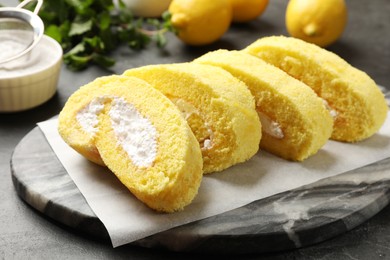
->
[11,125,390,254]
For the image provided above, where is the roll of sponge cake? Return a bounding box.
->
[59,75,203,212]
[194,50,333,161]
[244,36,388,142]
[124,63,261,173]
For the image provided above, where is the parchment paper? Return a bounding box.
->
[38,113,390,247]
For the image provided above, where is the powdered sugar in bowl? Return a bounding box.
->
[0,34,63,112]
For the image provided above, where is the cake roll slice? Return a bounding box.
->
[59,75,203,212]
[194,50,333,161]
[124,63,261,173]
[58,77,110,165]
[244,36,388,142]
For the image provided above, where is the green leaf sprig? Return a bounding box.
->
[26,0,175,70]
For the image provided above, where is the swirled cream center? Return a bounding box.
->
[76,96,158,167]
[257,111,284,139]
[171,98,214,151]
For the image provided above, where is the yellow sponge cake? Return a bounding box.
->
[244,36,388,142]
[59,75,203,212]
[195,50,333,161]
[124,63,261,173]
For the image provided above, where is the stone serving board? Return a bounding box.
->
[11,125,390,254]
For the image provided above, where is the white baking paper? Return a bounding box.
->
[38,113,390,247]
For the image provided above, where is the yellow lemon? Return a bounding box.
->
[230,0,269,23]
[169,0,232,46]
[285,0,347,47]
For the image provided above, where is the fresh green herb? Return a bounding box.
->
[24,0,175,70]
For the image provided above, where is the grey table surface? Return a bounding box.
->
[1,0,390,259]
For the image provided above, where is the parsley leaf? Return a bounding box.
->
[24,0,174,70]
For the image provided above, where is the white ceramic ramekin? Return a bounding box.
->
[0,35,62,112]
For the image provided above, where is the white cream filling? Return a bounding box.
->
[76,96,158,168]
[171,98,199,120]
[257,111,284,139]
[76,97,105,135]
[109,97,158,168]
[322,99,338,119]
[201,125,214,151]
[171,98,214,150]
